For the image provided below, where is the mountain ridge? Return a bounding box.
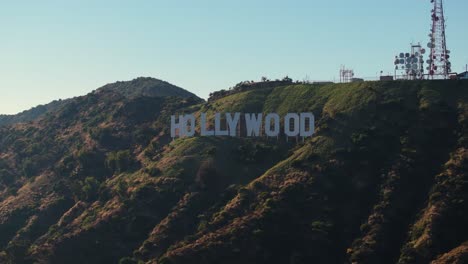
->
[0,77,200,127]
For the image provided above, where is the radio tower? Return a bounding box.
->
[427,0,451,79]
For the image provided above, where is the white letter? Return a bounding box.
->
[184,114,196,137]
[226,112,240,137]
[215,113,229,136]
[200,113,214,136]
[265,113,280,137]
[300,113,315,137]
[171,115,184,138]
[284,113,300,137]
[245,113,262,137]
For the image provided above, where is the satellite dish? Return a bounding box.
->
[420,58,424,63]
[421,49,426,54]
[446,50,451,54]
[415,52,419,56]
[426,60,432,64]
[412,64,418,70]
[400,59,405,64]
[414,58,419,63]
[406,64,412,69]
[399,53,405,58]
[426,67,430,70]
[405,53,410,58]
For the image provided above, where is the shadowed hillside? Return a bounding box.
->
[0,79,467,264]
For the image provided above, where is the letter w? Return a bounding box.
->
[245,113,262,137]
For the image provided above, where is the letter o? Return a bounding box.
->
[284,113,300,137]
[265,113,280,137]
[184,114,196,137]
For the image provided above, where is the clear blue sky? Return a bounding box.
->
[1,0,467,114]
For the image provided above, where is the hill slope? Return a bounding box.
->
[0,80,467,264]
[95,77,199,99]
[0,99,68,127]
[0,77,199,127]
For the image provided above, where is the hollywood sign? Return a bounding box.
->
[171,113,314,138]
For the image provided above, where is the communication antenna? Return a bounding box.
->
[339,65,354,83]
[394,43,426,80]
[428,0,451,79]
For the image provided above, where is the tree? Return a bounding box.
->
[282,75,293,82]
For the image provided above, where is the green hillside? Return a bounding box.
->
[0,80,467,264]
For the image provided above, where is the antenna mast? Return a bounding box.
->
[428,0,451,79]
[339,65,354,83]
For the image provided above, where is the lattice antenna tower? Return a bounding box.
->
[427,0,451,78]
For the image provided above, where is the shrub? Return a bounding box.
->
[90,127,117,146]
[75,149,106,176]
[195,160,220,190]
[118,257,137,264]
[115,179,128,200]
[0,169,15,185]
[105,150,137,174]
[21,158,37,177]
[145,166,161,177]
[81,177,100,201]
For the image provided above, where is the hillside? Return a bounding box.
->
[95,77,199,99]
[0,80,467,264]
[0,100,68,127]
[0,77,198,127]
